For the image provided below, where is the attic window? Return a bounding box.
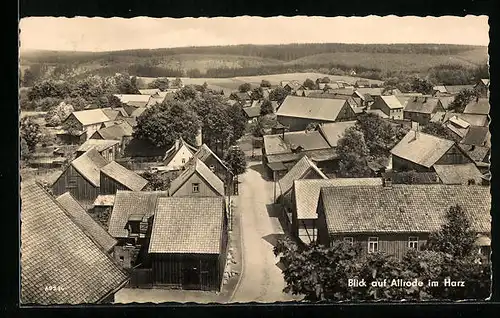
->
[192,183,200,193]
[182,158,186,164]
[209,165,215,172]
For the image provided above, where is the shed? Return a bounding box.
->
[278,155,328,201]
[433,163,484,185]
[77,139,120,161]
[99,161,149,194]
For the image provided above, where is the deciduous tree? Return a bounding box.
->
[449,89,480,113]
[147,77,170,91]
[336,127,372,178]
[260,79,271,88]
[224,147,247,176]
[269,86,290,105]
[238,82,252,93]
[259,99,274,116]
[303,78,317,90]
[20,117,43,151]
[421,122,456,141]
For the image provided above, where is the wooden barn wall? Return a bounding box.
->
[330,233,429,260]
[99,172,131,195]
[171,173,221,197]
[336,103,357,121]
[151,253,221,291]
[392,155,432,173]
[218,210,229,290]
[52,165,99,203]
[403,112,432,125]
[435,145,473,165]
[315,197,330,246]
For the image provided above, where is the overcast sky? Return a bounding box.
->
[19,16,489,52]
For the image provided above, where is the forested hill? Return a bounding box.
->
[20,43,488,84]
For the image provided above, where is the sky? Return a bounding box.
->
[19,15,489,52]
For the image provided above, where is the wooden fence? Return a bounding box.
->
[127,268,153,288]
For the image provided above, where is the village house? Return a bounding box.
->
[163,138,198,171]
[316,184,491,260]
[148,196,228,291]
[92,194,116,225]
[464,98,490,115]
[242,106,261,122]
[437,96,455,110]
[444,85,476,95]
[432,85,448,96]
[52,148,109,205]
[21,182,129,304]
[390,129,474,172]
[101,107,128,122]
[277,155,328,205]
[281,80,303,94]
[62,109,112,142]
[76,139,121,161]
[403,96,445,124]
[276,95,356,131]
[433,163,484,185]
[108,191,167,268]
[114,94,152,109]
[352,90,374,107]
[139,88,161,95]
[474,79,490,97]
[317,121,358,148]
[368,95,405,119]
[56,192,118,254]
[99,161,149,195]
[90,121,134,152]
[168,158,225,197]
[461,125,491,148]
[229,91,252,107]
[262,129,337,180]
[191,143,235,195]
[289,178,382,245]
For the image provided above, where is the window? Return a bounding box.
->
[343,237,354,245]
[209,165,215,172]
[119,256,124,261]
[408,236,419,249]
[368,237,379,253]
[182,158,186,164]
[68,176,78,188]
[192,183,200,193]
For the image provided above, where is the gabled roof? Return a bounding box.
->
[192,143,230,173]
[101,108,120,121]
[114,94,151,104]
[231,91,252,100]
[278,156,327,196]
[294,178,382,220]
[130,107,147,117]
[108,191,167,238]
[433,164,484,185]
[263,130,331,156]
[70,149,109,187]
[70,109,111,126]
[438,96,455,110]
[464,98,490,115]
[403,96,441,113]
[100,161,148,191]
[149,197,225,254]
[461,126,490,147]
[355,87,383,96]
[444,85,475,94]
[443,112,488,127]
[326,87,355,95]
[21,182,128,305]
[318,121,357,148]
[56,192,117,253]
[139,88,161,95]
[448,116,470,129]
[390,131,455,168]
[163,138,198,164]
[320,184,490,234]
[77,139,120,153]
[93,121,133,140]
[169,158,224,196]
[480,79,490,86]
[277,95,348,122]
[378,95,405,109]
[243,106,261,118]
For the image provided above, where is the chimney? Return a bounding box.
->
[383,177,392,188]
[411,121,419,140]
[194,127,202,147]
[174,139,180,151]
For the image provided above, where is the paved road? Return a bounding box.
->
[230,162,303,303]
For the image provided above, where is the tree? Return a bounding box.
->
[238,83,252,93]
[259,99,274,116]
[426,205,476,258]
[251,87,264,100]
[20,137,30,160]
[20,117,43,151]
[171,77,183,88]
[147,77,170,91]
[305,122,320,131]
[45,101,75,127]
[269,86,290,105]
[449,89,480,113]
[303,78,317,90]
[174,85,198,101]
[113,73,140,94]
[141,171,177,191]
[336,127,372,177]
[134,100,201,148]
[410,77,434,94]
[355,113,400,158]
[421,122,456,141]
[260,79,271,88]
[22,69,36,87]
[224,147,247,176]
[227,103,247,144]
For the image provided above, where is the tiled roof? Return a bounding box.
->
[169,158,224,196]
[130,107,147,117]
[56,192,117,252]
[433,164,484,185]
[264,131,331,155]
[192,144,229,172]
[390,131,455,168]
[71,149,109,187]
[100,161,148,191]
[318,121,357,147]
[267,148,337,164]
[108,191,166,238]
[444,85,475,94]
[71,109,111,126]
[458,144,490,162]
[277,95,348,122]
[464,98,490,115]
[21,182,128,305]
[278,156,328,196]
[320,184,491,234]
[294,178,382,220]
[93,194,115,206]
[433,86,448,93]
[139,88,161,95]
[403,96,441,113]
[77,139,120,153]
[94,121,133,140]
[461,126,490,147]
[378,95,405,109]
[443,113,488,127]
[148,197,225,254]
[355,87,383,96]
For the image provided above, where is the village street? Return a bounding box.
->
[229,161,303,303]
